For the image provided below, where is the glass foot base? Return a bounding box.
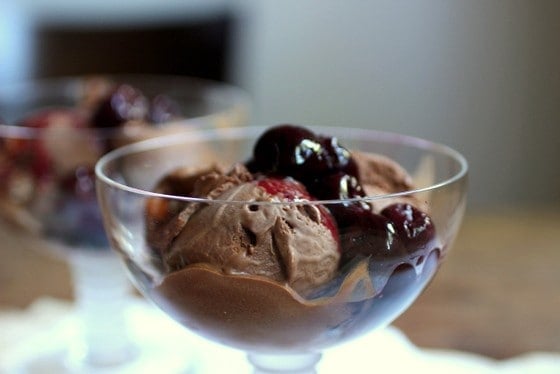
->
[247,352,322,373]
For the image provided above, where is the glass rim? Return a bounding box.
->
[0,74,251,139]
[95,125,468,206]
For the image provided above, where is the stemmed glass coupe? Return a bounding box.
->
[95,125,468,373]
[0,75,249,372]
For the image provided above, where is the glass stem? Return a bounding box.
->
[247,352,322,374]
[68,249,138,368]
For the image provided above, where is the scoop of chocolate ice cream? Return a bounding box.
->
[146,163,253,255]
[352,150,421,211]
[164,180,340,293]
[353,151,413,193]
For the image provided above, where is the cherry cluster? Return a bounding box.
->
[247,124,435,265]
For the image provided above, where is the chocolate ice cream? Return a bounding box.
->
[149,164,340,294]
[144,124,441,352]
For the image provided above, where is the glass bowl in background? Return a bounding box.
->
[96,125,468,373]
[0,75,250,372]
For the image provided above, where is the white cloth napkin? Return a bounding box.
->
[0,297,559,373]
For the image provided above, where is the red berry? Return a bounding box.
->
[257,177,339,245]
[257,177,311,201]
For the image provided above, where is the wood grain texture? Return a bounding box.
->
[394,207,560,359]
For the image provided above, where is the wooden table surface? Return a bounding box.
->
[1,207,559,360]
[394,207,560,359]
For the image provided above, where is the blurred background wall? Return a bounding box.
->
[1,0,559,210]
[0,0,235,81]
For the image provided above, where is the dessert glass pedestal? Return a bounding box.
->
[0,75,250,372]
[96,125,468,373]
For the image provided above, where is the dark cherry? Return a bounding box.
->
[318,135,354,173]
[245,158,260,174]
[381,203,435,252]
[341,157,359,177]
[60,165,96,199]
[251,124,317,177]
[250,125,356,182]
[308,171,365,201]
[307,171,371,245]
[149,94,182,124]
[91,84,149,128]
[339,210,406,265]
[327,200,371,230]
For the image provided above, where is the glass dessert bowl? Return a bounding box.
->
[95,125,468,373]
[0,75,250,371]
